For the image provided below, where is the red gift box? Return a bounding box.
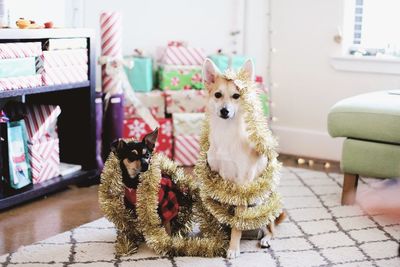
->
[123,118,173,158]
[174,135,200,166]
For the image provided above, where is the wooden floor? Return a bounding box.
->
[0,154,340,255]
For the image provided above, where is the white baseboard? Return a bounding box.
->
[271,125,344,161]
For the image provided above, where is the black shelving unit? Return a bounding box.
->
[0,29,98,210]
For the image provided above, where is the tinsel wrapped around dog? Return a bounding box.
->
[194,66,283,232]
[99,149,226,256]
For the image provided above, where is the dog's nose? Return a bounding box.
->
[140,159,149,172]
[220,108,229,117]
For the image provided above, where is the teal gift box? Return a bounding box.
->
[0,57,36,78]
[124,56,153,92]
[208,54,249,72]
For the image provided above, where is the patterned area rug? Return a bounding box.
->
[1,167,399,267]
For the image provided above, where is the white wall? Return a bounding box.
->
[6,0,66,26]
[269,0,400,160]
[79,0,272,86]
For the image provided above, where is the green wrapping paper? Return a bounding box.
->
[3,120,32,190]
[0,57,36,78]
[124,56,153,92]
[259,92,270,118]
[158,65,203,90]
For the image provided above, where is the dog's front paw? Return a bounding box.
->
[226,248,241,259]
[260,236,271,249]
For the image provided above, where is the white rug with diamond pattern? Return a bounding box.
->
[1,167,399,267]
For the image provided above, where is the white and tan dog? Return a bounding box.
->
[202,59,285,258]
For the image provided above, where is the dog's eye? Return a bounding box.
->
[232,93,240,99]
[214,92,222,98]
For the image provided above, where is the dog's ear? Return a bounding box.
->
[240,59,255,81]
[144,128,158,151]
[111,138,127,157]
[202,58,220,85]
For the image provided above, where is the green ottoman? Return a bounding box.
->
[328,90,400,205]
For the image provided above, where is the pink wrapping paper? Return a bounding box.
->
[36,49,88,68]
[29,138,60,184]
[100,11,122,94]
[160,42,205,66]
[0,75,42,91]
[40,65,88,86]
[23,105,61,142]
[0,42,42,59]
[165,90,207,114]
[174,135,200,166]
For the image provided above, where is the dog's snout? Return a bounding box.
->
[220,108,229,117]
[140,159,149,172]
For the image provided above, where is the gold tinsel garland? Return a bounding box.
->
[136,153,226,257]
[193,68,283,232]
[98,151,143,255]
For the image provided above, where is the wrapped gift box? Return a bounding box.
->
[165,90,206,114]
[28,137,60,184]
[39,65,88,85]
[124,91,165,119]
[0,42,42,59]
[36,49,88,69]
[44,38,87,51]
[158,65,203,90]
[124,56,153,92]
[0,75,42,91]
[159,42,205,66]
[0,57,36,78]
[22,105,61,143]
[174,135,200,166]
[173,113,205,136]
[123,117,173,158]
[208,54,249,72]
[25,105,61,183]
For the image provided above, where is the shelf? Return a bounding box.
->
[0,81,91,98]
[0,169,98,210]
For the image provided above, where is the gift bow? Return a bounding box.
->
[168,41,187,47]
[98,56,159,130]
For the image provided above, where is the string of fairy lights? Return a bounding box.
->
[266,0,331,169]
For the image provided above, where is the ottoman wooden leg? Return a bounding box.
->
[341,173,359,205]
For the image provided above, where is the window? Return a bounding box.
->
[349,0,400,57]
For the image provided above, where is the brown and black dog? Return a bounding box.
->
[111,128,180,235]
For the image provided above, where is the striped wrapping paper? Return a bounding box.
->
[0,42,42,59]
[44,38,87,51]
[36,49,88,69]
[0,74,42,91]
[100,11,122,94]
[165,90,206,114]
[160,43,205,66]
[23,105,61,143]
[28,138,60,184]
[174,135,200,166]
[40,65,88,86]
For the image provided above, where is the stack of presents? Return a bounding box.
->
[0,38,89,194]
[123,42,270,166]
[0,38,89,90]
[0,103,62,193]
